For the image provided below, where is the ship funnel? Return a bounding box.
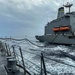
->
[57,7,64,18]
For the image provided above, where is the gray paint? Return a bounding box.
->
[57,7,64,18]
[36,7,75,45]
[36,34,75,45]
[45,14,70,35]
[70,13,75,33]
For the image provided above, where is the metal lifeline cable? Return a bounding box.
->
[8,45,75,69]
[15,53,42,73]
[23,59,53,74]
[3,39,75,69]
[44,56,75,68]
[16,60,36,74]
[21,49,75,68]
[24,65,37,75]
[13,46,53,74]
[7,44,75,74]
[16,53,41,69]
[15,47,75,69]
[15,52,53,75]
[42,50,75,62]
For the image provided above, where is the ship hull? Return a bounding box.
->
[35,34,75,45]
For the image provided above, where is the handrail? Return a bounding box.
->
[1,38,75,75]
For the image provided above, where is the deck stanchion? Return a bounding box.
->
[41,53,47,75]
[19,47,26,75]
[12,46,16,57]
[5,43,9,56]
[7,44,11,56]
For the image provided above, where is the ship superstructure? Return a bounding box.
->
[36,2,75,45]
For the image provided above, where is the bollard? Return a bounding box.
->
[7,56,17,72]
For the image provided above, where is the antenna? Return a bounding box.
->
[63,2,73,13]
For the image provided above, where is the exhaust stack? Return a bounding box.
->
[57,7,64,18]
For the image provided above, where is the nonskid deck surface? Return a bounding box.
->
[0,52,7,75]
[0,53,25,75]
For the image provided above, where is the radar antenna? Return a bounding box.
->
[63,2,73,13]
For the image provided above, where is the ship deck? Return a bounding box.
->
[0,52,28,75]
[0,52,7,75]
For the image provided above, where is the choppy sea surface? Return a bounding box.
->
[3,37,75,75]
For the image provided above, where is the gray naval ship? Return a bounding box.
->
[36,2,75,45]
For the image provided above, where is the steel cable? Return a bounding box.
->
[21,49,75,68]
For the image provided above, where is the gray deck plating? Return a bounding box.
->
[0,53,25,75]
[0,53,7,75]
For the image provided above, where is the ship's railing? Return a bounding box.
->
[1,38,75,75]
[8,45,52,75]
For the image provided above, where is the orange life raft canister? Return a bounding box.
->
[53,26,70,32]
[60,26,70,31]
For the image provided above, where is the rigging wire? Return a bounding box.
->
[15,51,53,75]
[14,46,75,74]
[11,49,39,74]
[21,49,75,68]
[12,44,75,69]
[5,42,75,69]
[1,38,75,74]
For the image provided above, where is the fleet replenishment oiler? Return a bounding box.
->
[36,2,75,45]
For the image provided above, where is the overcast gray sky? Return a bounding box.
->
[0,0,74,38]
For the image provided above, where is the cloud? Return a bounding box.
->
[0,0,74,37]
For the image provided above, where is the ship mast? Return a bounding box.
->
[63,2,73,13]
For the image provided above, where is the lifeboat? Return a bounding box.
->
[53,27,60,32]
[60,26,70,31]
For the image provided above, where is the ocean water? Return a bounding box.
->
[3,37,75,75]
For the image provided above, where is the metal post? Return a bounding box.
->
[41,53,43,75]
[7,44,11,56]
[5,43,9,56]
[12,46,16,57]
[19,47,26,75]
[41,53,47,75]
